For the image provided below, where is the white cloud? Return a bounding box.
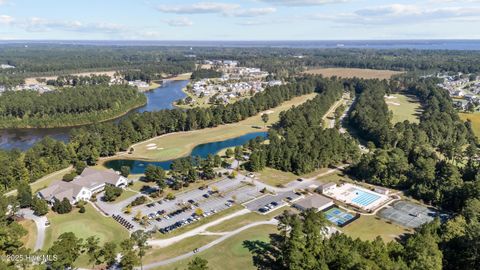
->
[258,0,347,6]
[157,2,239,14]
[22,18,125,33]
[157,2,276,17]
[0,0,7,5]
[312,4,480,25]
[164,17,193,27]
[0,15,13,24]
[233,7,276,17]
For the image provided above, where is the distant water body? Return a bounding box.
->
[2,40,480,50]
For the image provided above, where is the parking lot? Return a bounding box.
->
[104,174,264,233]
[244,190,303,214]
[377,201,438,228]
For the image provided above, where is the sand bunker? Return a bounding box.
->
[386,101,401,106]
[147,146,157,150]
[264,110,274,114]
[384,95,398,99]
[146,143,157,147]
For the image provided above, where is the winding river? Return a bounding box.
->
[104,131,268,174]
[0,80,189,151]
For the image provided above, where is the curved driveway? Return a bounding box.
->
[18,209,47,250]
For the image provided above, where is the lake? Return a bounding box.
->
[0,80,189,151]
[104,131,268,174]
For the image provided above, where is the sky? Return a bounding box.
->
[1,0,480,40]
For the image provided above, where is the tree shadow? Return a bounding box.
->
[243,233,283,270]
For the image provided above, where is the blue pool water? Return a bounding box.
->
[351,189,381,207]
[105,131,267,174]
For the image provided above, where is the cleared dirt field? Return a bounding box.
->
[25,70,117,84]
[305,68,404,80]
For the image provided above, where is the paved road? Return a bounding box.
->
[18,209,47,250]
[141,219,278,270]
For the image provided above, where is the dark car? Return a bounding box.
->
[188,199,195,204]
[203,194,210,198]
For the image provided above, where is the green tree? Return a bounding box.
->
[120,166,131,178]
[261,113,269,127]
[16,181,32,208]
[187,257,210,270]
[47,232,83,269]
[131,230,151,270]
[31,197,49,216]
[101,242,118,268]
[85,236,102,269]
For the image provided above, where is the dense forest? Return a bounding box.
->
[348,77,478,211]
[46,74,111,87]
[245,77,359,174]
[0,85,146,128]
[190,68,222,80]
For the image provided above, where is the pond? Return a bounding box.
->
[0,80,189,150]
[104,131,268,174]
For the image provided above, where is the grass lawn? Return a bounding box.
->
[19,219,37,250]
[152,225,277,270]
[44,204,129,249]
[385,93,422,124]
[304,68,404,80]
[144,235,219,264]
[104,93,317,162]
[460,112,480,137]
[342,215,412,242]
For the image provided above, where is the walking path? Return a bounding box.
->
[141,219,278,270]
[18,209,47,251]
[148,208,251,247]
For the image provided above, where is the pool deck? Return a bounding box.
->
[323,183,391,212]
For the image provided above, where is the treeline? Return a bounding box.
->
[348,77,478,210]
[249,203,480,270]
[0,84,146,128]
[190,68,222,80]
[120,62,194,82]
[46,74,111,86]
[0,75,24,89]
[246,77,360,174]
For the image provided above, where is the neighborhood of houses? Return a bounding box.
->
[436,72,480,111]
[183,60,282,106]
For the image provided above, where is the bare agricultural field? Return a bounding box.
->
[25,70,117,85]
[305,68,404,80]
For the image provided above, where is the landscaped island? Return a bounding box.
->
[0,84,146,128]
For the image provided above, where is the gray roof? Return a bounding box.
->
[38,181,82,202]
[75,168,122,189]
[293,194,333,210]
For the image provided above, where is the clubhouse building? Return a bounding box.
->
[38,168,128,204]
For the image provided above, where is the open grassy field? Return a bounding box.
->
[305,68,404,80]
[152,225,277,270]
[385,93,422,124]
[254,167,330,187]
[460,112,480,137]
[104,93,317,162]
[44,204,129,249]
[144,235,219,264]
[19,219,37,250]
[342,215,411,242]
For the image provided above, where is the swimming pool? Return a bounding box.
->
[324,207,356,227]
[351,189,381,207]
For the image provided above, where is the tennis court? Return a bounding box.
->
[324,206,358,227]
[378,201,437,228]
